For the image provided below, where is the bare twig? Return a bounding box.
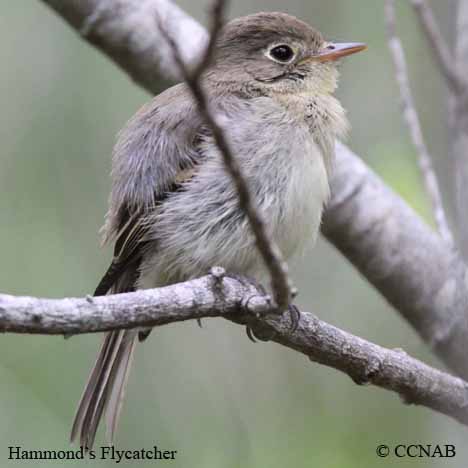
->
[450,1,468,258]
[157,0,294,312]
[410,0,468,256]
[385,0,454,247]
[1,279,468,427]
[410,0,468,95]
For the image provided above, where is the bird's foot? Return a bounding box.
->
[245,303,300,342]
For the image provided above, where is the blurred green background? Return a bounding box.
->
[0,0,465,466]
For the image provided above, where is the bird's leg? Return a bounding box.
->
[221,272,272,341]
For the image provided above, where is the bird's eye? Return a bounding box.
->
[268,44,295,63]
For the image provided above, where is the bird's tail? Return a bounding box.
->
[70,329,137,450]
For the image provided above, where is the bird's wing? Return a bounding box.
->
[73,85,210,449]
[94,169,197,297]
[94,84,205,297]
[93,209,147,296]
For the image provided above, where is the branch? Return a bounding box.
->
[40,0,209,89]
[385,0,454,247]
[323,144,468,377]
[451,1,468,257]
[1,276,468,427]
[409,0,468,257]
[158,0,294,312]
[410,0,468,95]
[36,0,468,379]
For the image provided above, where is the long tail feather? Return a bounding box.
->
[70,329,137,450]
[105,334,137,443]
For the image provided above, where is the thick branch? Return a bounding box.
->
[40,0,208,89]
[36,0,468,378]
[323,144,468,377]
[1,277,468,427]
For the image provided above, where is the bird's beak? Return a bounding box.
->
[299,42,367,64]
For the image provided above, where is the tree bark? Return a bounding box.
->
[1,274,468,427]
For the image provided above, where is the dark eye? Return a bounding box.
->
[269,45,295,63]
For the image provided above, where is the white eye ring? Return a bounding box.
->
[266,44,296,64]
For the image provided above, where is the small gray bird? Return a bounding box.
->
[70,11,365,449]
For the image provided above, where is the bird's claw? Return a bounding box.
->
[245,304,300,342]
[245,326,257,343]
[245,324,276,342]
[287,304,301,333]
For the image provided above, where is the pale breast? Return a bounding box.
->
[138,96,331,288]
[230,96,331,259]
[271,131,329,260]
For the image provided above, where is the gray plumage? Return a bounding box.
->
[70,11,352,449]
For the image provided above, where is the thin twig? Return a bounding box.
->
[157,0,294,311]
[1,280,468,427]
[410,0,468,95]
[451,0,468,257]
[385,0,454,247]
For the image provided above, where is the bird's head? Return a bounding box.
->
[211,12,366,95]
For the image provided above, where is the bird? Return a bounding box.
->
[70,11,365,449]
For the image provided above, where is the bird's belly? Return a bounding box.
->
[266,136,329,261]
[138,134,329,289]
